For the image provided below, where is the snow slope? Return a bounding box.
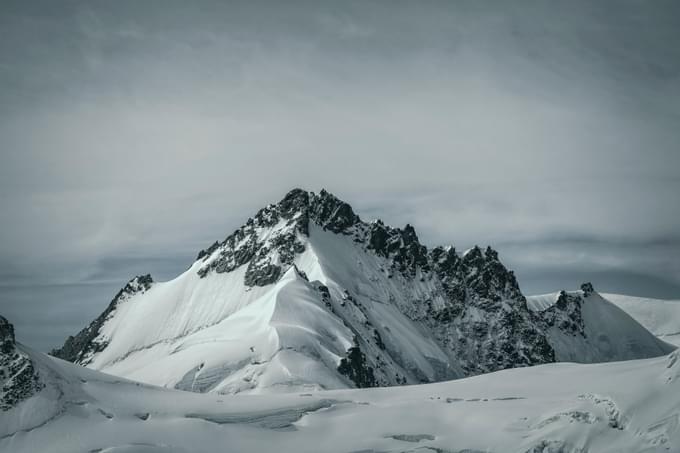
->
[3,337,680,452]
[602,293,680,347]
[527,288,674,362]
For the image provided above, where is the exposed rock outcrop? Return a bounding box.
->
[1,316,42,411]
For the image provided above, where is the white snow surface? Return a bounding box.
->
[526,291,674,362]
[601,293,680,347]
[2,345,680,453]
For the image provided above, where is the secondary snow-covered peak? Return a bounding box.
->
[527,284,675,363]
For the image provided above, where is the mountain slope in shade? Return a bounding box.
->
[527,285,675,361]
[0,316,42,411]
[602,293,680,347]
[4,318,680,453]
[52,189,669,394]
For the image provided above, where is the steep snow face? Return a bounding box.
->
[54,275,154,366]
[602,293,680,346]
[92,267,357,394]
[0,317,42,411]
[4,341,680,452]
[527,288,675,362]
[51,189,666,394]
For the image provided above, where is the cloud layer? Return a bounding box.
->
[1,0,679,350]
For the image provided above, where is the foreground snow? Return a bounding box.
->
[2,345,680,453]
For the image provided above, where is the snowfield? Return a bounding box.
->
[2,345,680,453]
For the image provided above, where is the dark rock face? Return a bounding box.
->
[309,189,360,234]
[1,316,43,411]
[425,246,555,375]
[337,341,377,388]
[197,188,360,286]
[365,221,428,277]
[51,275,153,365]
[429,246,465,307]
[196,189,311,285]
[464,246,525,302]
[543,290,586,337]
[580,282,595,297]
[196,241,219,261]
[0,317,15,355]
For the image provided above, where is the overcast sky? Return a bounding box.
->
[2,0,680,351]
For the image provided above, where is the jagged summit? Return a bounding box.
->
[194,189,363,286]
[51,189,672,395]
[194,188,506,291]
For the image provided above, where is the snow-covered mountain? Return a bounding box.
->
[3,316,680,453]
[602,293,680,347]
[51,189,672,394]
[527,285,674,362]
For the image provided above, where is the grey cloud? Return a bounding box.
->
[1,0,679,350]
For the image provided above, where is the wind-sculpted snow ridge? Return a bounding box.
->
[52,189,671,394]
[3,333,680,453]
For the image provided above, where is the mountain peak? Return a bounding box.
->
[193,188,527,295]
[53,189,671,396]
[277,188,310,218]
[275,188,359,227]
[195,188,363,284]
[308,189,361,233]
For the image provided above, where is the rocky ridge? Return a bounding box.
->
[1,316,42,411]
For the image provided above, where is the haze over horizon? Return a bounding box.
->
[1,0,679,351]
